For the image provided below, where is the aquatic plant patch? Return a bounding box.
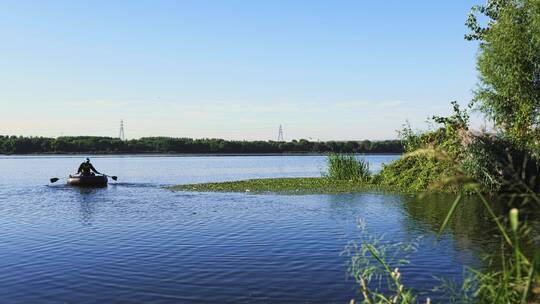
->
[167,177,388,195]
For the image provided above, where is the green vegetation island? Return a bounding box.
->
[0,136,402,155]
[170,176,387,195]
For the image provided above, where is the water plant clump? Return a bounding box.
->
[326,153,370,182]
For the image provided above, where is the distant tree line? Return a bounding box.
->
[0,136,403,154]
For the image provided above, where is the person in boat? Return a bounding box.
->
[77,158,100,176]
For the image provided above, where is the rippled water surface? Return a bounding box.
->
[0,155,500,303]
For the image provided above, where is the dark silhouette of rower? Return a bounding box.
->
[77,158,100,176]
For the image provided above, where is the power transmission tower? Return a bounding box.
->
[119,120,125,141]
[277,125,284,142]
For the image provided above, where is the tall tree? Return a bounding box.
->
[466,0,540,146]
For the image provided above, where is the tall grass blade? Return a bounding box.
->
[438,193,462,237]
[521,251,539,304]
[474,188,513,246]
[509,208,521,280]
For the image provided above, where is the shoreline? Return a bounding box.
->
[1,152,403,157]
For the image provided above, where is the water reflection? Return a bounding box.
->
[400,193,540,272]
[74,188,105,226]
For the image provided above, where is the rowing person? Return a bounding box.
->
[77,158,100,176]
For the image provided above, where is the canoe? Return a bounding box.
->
[67,175,108,187]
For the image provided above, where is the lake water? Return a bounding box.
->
[0,155,503,303]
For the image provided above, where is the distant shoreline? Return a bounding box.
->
[1,152,403,157]
[0,136,403,155]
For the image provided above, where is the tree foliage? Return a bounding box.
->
[0,135,403,154]
[466,0,540,146]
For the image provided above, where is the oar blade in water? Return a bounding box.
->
[50,177,60,183]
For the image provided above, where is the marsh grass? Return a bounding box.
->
[344,220,424,304]
[347,190,540,303]
[436,190,540,303]
[326,153,370,182]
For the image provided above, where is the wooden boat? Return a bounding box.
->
[67,175,108,187]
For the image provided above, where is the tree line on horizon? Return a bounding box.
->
[0,136,404,154]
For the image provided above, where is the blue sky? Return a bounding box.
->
[0,0,482,140]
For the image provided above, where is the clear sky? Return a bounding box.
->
[0,0,482,140]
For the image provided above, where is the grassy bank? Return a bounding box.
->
[168,177,387,195]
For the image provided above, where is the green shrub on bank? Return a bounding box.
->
[372,100,540,195]
[383,104,540,195]
[462,135,540,199]
[326,153,370,182]
[374,102,469,193]
[374,153,457,193]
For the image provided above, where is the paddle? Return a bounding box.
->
[102,174,118,181]
[50,174,77,183]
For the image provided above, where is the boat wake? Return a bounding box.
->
[108,182,164,188]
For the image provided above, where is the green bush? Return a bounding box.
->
[374,102,469,193]
[462,134,540,198]
[374,153,457,193]
[326,153,370,182]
